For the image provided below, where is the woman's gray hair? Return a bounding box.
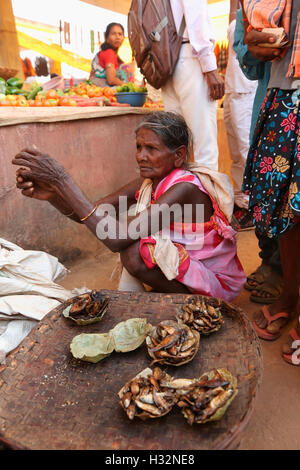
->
[135,111,193,166]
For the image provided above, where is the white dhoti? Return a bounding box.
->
[162,44,219,171]
[223,91,256,209]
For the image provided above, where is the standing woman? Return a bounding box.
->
[90,23,134,87]
[242,0,300,364]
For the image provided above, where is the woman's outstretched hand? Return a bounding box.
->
[15,168,57,201]
[12,147,70,200]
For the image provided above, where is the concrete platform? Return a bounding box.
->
[58,229,300,450]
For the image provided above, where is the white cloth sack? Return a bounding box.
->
[0,238,88,364]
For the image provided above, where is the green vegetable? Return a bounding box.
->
[27,85,43,100]
[116,83,148,93]
[0,82,6,95]
[5,86,21,95]
[18,89,29,97]
[6,77,23,89]
[0,77,6,84]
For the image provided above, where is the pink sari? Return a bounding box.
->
[138,169,246,302]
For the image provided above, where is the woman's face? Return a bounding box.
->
[106,25,124,50]
[136,128,182,187]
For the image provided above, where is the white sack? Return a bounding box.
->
[0,238,88,364]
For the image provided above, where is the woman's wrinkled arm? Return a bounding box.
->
[13,149,213,253]
[13,147,141,228]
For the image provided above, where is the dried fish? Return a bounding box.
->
[146,320,200,367]
[178,298,224,335]
[139,393,155,405]
[175,368,238,425]
[130,381,140,396]
[118,367,177,421]
[148,333,180,353]
[69,294,92,314]
[122,391,132,409]
[63,291,109,325]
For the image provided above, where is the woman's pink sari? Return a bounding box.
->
[138,169,246,302]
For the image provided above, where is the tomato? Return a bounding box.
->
[6,94,17,103]
[67,99,77,106]
[46,89,58,99]
[16,96,29,107]
[33,100,44,107]
[44,98,59,107]
[103,87,115,97]
[59,97,70,106]
[27,100,36,107]
[87,89,96,98]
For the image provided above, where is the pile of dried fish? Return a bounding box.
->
[118,367,177,420]
[173,368,238,425]
[178,298,224,335]
[146,320,200,366]
[119,367,238,424]
[63,291,109,325]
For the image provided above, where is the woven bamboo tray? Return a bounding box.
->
[0,290,262,450]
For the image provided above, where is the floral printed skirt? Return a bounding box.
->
[243,88,300,238]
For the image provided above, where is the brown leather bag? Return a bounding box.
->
[128,0,185,89]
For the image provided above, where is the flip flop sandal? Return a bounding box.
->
[252,305,290,341]
[250,273,283,304]
[244,264,272,291]
[282,328,300,365]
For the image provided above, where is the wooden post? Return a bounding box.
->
[0,0,24,78]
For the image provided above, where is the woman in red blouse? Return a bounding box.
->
[90,23,133,87]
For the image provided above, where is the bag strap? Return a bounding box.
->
[178,15,186,37]
[149,16,169,41]
[149,0,186,42]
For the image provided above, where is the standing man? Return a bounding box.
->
[162,0,225,170]
[224,0,258,228]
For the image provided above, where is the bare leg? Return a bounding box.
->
[253,221,300,334]
[120,241,190,294]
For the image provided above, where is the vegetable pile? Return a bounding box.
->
[0,78,120,107]
[0,77,163,108]
[116,83,147,93]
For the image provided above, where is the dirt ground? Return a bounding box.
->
[58,229,300,451]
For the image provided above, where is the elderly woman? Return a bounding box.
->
[13,112,245,301]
